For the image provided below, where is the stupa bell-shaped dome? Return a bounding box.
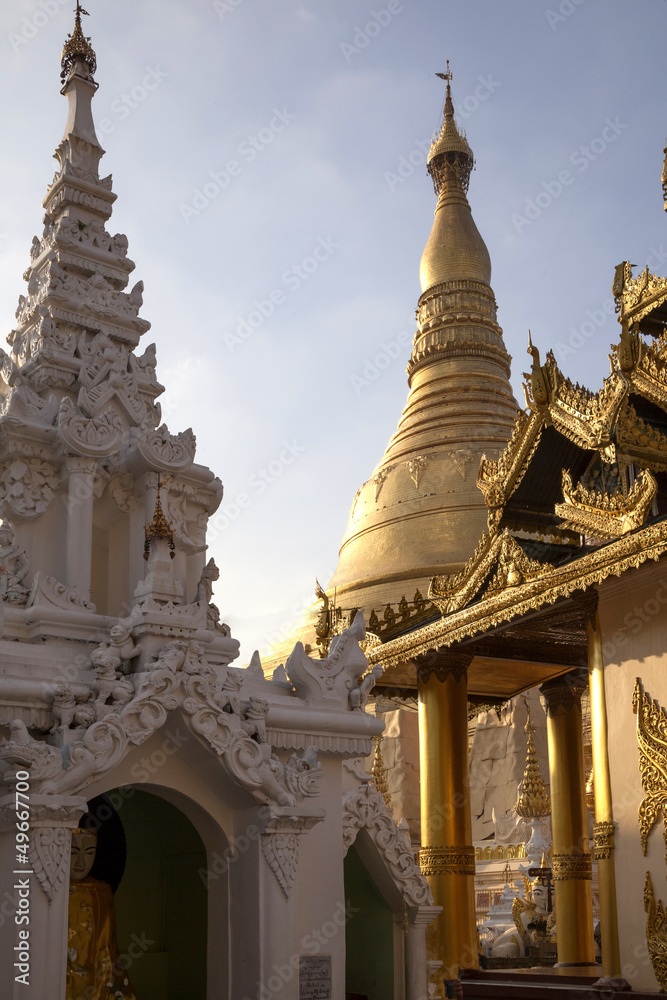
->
[260,68,519,673]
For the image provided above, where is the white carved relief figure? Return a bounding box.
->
[195,556,219,605]
[49,685,77,733]
[0,521,29,601]
[108,623,141,671]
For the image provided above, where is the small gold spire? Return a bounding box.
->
[516,711,551,818]
[144,476,175,560]
[371,734,392,809]
[428,62,474,194]
[61,2,97,84]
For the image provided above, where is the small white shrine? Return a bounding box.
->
[0,9,438,999]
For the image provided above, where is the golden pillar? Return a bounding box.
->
[587,610,630,989]
[416,648,478,983]
[541,672,596,966]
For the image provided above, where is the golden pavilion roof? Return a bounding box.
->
[363,277,667,694]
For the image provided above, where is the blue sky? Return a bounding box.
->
[0,0,665,657]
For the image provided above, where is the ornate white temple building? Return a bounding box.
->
[0,9,441,1000]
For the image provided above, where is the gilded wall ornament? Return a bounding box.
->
[372,466,391,501]
[418,845,476,877]
[593,820,616,862]
[644,870,667,991]
[414,647,472,685]
[633,678,667,856]
[551,852,592,881]
[407,455,427,488]
[540,675,586,718]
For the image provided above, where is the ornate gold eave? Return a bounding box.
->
[477,353,630,521]
[477,409,544,513]
[556,468,657,539]
[367,517,667,672]
[615,261,667,331]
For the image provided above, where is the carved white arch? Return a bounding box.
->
[342,782,433,907]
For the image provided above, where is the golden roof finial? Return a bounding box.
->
[436,61,454,120]
[428,61,474,194]
[515,707,551,818]
[61,2,97,85]
[143,476,175,560]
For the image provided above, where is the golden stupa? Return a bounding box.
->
[262,68,518,672]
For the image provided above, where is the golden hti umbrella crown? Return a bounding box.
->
[144,478,175,560]
[428,61,475,194]
[61,2,97,84]
[516,715,551,818]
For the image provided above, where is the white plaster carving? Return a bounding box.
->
[343,757,373,784]
[0,458,58,520]
[260,808,323,899]
[49,685,78,733]
[195,557,219,605]
[0,521,30,604]
[132,422,196,471]
[349,663,383,712]
[286,612,370,707]
[108,472,137,511]
[28,572,96,612]
[0,650,324,811]
[342,782,433,907]
[30,827,70,902]
[58,395,123,456]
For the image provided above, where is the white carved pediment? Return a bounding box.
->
[0,649,323,814]
[58,395,124,457]
[342,783,433,907]
[128,422,196,472]
[28,572,96,612]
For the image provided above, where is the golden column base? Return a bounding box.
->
[417,649,479,981]
[541,672,596,966]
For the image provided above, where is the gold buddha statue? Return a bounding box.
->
[66,827,137,1000]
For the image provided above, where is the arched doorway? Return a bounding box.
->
[109,788,208,1000]
[344,843,395,999]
